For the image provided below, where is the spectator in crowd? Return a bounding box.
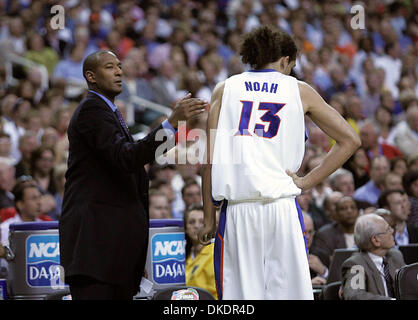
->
[117,57,157,125]
[22,109,43,142]
[48,163,67,221]
[343,148,370,189]
[382,172,404,191]
[390,157,408,178]
[328,168,355,197]
[24,32,59,76]
[181,178,202,213]
[41,127,59,150]
[388,105,418,158]
[14,132,39,179]
[361,72,382,118]
[341,213,405,300]
[374,41,403,99]
[149,190,172,219]
[3,98,29,163]
[303,212,327,285]
[0,132,12,158]
[408,153,418,171]
[0,157,16,222]
[150,179,175,209]
[100,24,134,60]
[30,146,56,196]
[354,156,390,206]
[378,189,418,245]
[0,15,26,53]
[151,60,185,107]
[171,163,202,218]
[374,106,395,145]
[0,179,46,278]
[345,95,365,135]
[322,191,344,224]
[310,196,359,268]
[185,204,217,299]
[52,43,88,99]
[312,197,359,267]
[403,170,418,227]
[359,119,403,161]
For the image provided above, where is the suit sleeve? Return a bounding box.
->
[310,231,333,267]
[77,103,174,173]
[341,258,391,300]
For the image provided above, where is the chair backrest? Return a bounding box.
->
[397,244,418,265]
[152,286,215,300]
[395,262,418,300]
[327,248,358,284]
[320,281,342,300]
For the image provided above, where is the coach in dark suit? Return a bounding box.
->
[59,50,207,299]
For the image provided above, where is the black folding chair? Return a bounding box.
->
[395,262,418,300]
[320,281,342,300]
[152,286,215,300]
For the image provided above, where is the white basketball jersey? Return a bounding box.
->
[211,69,305,201]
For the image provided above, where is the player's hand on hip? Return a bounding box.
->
[199,224,216,246]
[168,93,208,129]
[286,169,305,190]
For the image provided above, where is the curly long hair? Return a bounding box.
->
[239,25,298,70]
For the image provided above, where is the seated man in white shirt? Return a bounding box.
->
[341,213,405,300]
[377,189,418,244]
[0,179,43,277]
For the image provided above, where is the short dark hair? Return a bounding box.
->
[82,50,115,83]
[377,189,405,208]
[403,170,418,196]
[12,179,40,213]
[181,179,200,196]
[239,25,297,70]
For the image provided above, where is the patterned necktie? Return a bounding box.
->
[114,108,130,136]
[383,258,395,298]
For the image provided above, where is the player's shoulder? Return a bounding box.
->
[212,80,226,97]
[297,80,314,96]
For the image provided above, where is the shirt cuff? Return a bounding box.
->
[161,119,176,134]
[319,267,329,279]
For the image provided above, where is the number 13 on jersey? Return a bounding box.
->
[235,101,286,139]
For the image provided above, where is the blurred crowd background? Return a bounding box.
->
[0,0,417,298]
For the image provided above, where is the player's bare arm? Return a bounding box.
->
[199,81,224,245]
[286,81,361,191]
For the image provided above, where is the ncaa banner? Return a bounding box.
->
[26,234,62,287]
[151,233,186,284]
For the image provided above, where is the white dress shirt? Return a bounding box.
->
[367,252,389,297]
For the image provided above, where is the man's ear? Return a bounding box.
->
[85,70,96,84]
[16,200,23,213]
[370,235,380,248]
[281,56,290,69]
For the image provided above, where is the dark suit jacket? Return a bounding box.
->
[341,248,405,300]
[59,92,172,294]
[310,221,347,268]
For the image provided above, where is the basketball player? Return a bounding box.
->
[199,26,361,300]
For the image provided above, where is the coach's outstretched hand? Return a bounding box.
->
[168,93,208,129]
